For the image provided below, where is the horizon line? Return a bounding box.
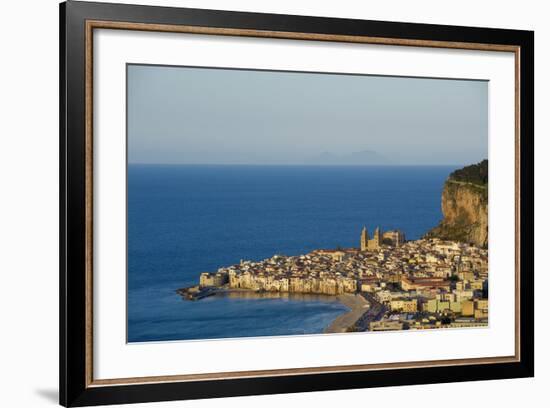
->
[128,162,470,167]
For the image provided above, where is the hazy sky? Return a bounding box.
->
[127,64,488,165]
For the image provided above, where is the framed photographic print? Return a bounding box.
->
[59,1,534,406]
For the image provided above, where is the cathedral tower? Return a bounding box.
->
[373,227,382,248]
[360,227,369,251]
[360,226,382,251]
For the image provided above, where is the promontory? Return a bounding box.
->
[425,160,488,248]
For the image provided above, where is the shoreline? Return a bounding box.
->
[177,286,369,334]
[324,293,370,333]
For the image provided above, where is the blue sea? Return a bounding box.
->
[127,165,456,342]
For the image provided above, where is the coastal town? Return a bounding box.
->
[177,226,489,333]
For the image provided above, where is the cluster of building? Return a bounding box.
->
[197,226,489,331]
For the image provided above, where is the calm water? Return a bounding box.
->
[127,165,456,342]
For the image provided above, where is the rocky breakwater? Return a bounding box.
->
[425,160,488,248]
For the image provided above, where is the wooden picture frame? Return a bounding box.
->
[60,1,534,406]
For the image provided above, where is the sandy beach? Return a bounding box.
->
[324,293,370,333]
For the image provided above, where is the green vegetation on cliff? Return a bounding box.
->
[449,159,488,186]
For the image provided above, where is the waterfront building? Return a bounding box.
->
[199,272,228,287]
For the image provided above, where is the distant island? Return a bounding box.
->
[177,161,489,334]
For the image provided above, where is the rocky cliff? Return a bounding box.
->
[425,160,488,248]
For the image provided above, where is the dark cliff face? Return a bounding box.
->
[425,160,488,248]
